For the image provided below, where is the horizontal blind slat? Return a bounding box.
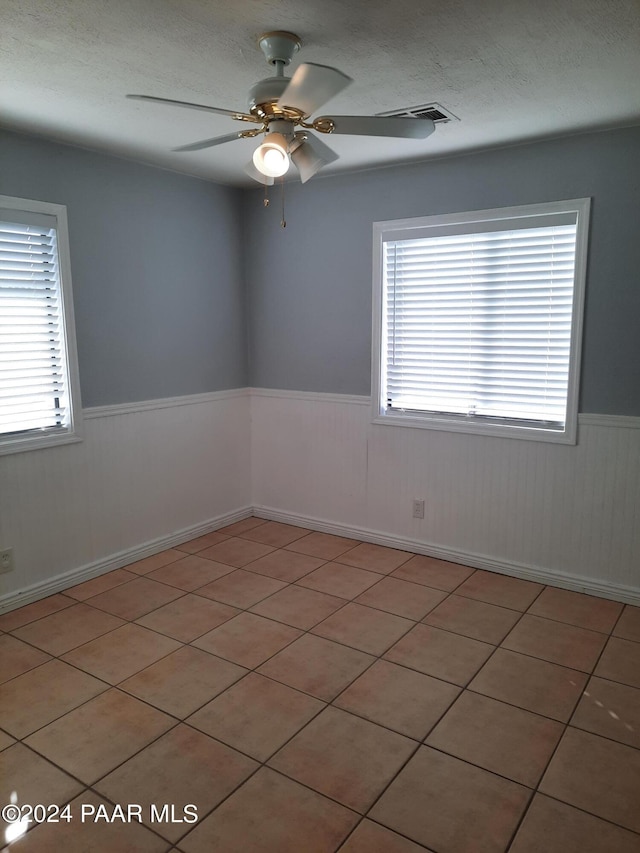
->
[0,211,73,437]
[383,220,578,424]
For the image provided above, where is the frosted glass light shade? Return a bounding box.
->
[253,133,290,177]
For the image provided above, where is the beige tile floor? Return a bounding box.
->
[1,517,639,852]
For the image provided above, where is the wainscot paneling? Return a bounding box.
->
[251,390,640,604]
[0,390,251,611]
[3,388,638,611]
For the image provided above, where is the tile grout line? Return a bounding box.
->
[75,539,437,845]
[335,656,479,850]
[7,550,638,752]
[5,535,372,843]
[15,598,638,840]
[165,550,563,847]
[7,578,638,745]
[517,789,640,840]
[3,524,639,850]
[502,586,633,851]
[135,542,407,851]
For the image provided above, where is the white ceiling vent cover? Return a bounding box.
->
[378,103,459,123]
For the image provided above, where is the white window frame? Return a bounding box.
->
[0,195,83,455]
[372,199,590,444]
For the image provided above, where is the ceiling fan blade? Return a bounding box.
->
[277,63,352,118]
[291,132,339,183]
[317,115,435,139]
[244,160,275,186]
[127,94,256,122]
[172,132,248,152]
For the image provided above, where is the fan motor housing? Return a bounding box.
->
[248,76,305,122]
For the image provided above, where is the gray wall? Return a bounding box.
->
[0,130,246,407]
[3,126,639,415]
[244,126,640,415]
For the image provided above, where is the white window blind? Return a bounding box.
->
[373,201,590,442]
[0,203,78,448]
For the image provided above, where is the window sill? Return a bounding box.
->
[0,430,83,457]
[372,411,577,445]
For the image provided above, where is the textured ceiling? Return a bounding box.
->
[2,0,640,186]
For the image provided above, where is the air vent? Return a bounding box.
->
[378,102,459,123]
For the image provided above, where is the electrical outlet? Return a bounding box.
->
[0,548,14,573]
[412,499,425,519]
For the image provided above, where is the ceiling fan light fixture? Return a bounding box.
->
[130,29,440,189]
[253,132,290,177]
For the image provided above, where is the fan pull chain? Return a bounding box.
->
[281,177,286,228]
[263,184,269,207]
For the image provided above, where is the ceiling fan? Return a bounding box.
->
[127,31,436,184]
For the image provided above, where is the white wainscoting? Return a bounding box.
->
[251,390,640,604]
[3,387,639,612]
[0,390,251,612]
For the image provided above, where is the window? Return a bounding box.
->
[0,195,82,454]
[372,199,590,443]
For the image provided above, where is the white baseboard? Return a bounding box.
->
[4,499,639,615]
[0,506,253,614]
[253,505,640,606]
